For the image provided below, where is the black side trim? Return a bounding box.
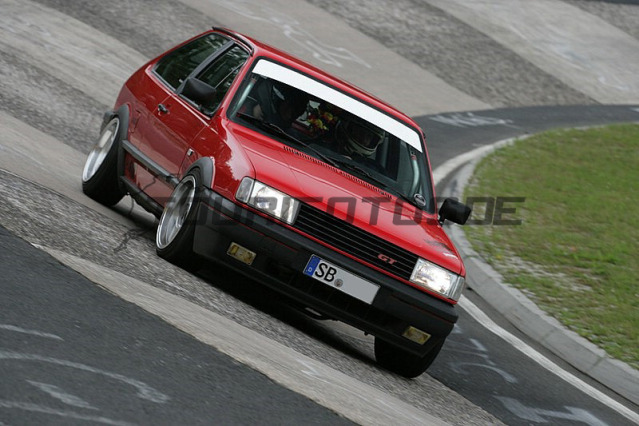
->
[121,139,179,187]
[120,176,164,218]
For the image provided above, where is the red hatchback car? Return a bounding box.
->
[82,28,470,378]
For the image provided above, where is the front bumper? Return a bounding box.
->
[193,188,458,356]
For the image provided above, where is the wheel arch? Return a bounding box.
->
[101,105,130,140]
[105,105,131,193]
[183,157,216,189]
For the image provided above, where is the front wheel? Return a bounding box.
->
[374,338,444,378]
[156,170,203,270]
[82,117,125,206]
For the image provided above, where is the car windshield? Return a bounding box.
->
[229,59,433,212]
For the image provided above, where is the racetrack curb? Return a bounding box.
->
[433,137,639,407]
[37,244,451,426]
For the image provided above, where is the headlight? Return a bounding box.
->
[236,177,300,224]
[410,258,465,301]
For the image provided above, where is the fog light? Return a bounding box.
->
[227,242,256,265]
[402,326,431,345]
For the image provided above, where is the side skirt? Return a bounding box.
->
[119,139,178,218]
[121,139,179,187]
[120,176,164,218]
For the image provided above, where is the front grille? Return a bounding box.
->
[293,203,418,280]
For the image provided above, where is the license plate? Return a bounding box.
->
[303,255,379,304]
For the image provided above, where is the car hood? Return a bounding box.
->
[229,125,464,275]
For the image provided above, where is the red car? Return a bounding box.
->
[81,28,471,378]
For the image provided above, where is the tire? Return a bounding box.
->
[374,337,444,378]
[82,117,125,206]
[155,169,203,270]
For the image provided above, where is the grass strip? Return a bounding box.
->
[463,123,638,369]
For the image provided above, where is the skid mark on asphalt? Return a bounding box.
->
[446,323,615,425]
[428,112,519,129]
[0,0,145,105]
[0,326,168,425]
[26,381,98,410]
[0,351,169,403]
[0,324,63,341]
[36,245,456,426]
[459,298,639,424]
[208,0,370,69]
[0,401,135,426]
[425,0,639,104]
[496,397,609,426]
[433,146,638,424]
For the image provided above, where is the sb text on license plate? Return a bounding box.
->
[303,255,379,304]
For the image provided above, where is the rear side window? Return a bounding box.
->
[155,33,228,89]
[195,46,249,113]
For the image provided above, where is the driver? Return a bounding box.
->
[249,79,309,129]
[336,114,386,158]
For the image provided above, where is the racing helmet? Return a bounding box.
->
[338,115,385,157]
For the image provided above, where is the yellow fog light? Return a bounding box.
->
[402,326,431,345]
[227,242,256,265]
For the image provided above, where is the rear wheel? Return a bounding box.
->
[374,337,444,378]
[156,170,203,270]
[82,117,125,206]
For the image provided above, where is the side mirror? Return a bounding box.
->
[180,78,217,112]
[438,198,472,225]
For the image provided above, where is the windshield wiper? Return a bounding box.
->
[236,112,339,168]
[325,156,392,189]
[237,113,425,208]
[326,155,426,208]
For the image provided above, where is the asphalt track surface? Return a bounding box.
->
[0,225,355,426]
[1,0,639,425]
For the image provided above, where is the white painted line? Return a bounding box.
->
[434,141,639,422]
[459,298,639,424]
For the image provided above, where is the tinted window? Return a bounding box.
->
[155,33,228,89]
[195,46,249,113]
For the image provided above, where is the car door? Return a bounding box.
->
[175,44,250,175]
[129,33,231,202]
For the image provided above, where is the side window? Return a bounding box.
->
[154,33,228,89]
[195,45,249,113]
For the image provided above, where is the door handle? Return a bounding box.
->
[157,103,169,114]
